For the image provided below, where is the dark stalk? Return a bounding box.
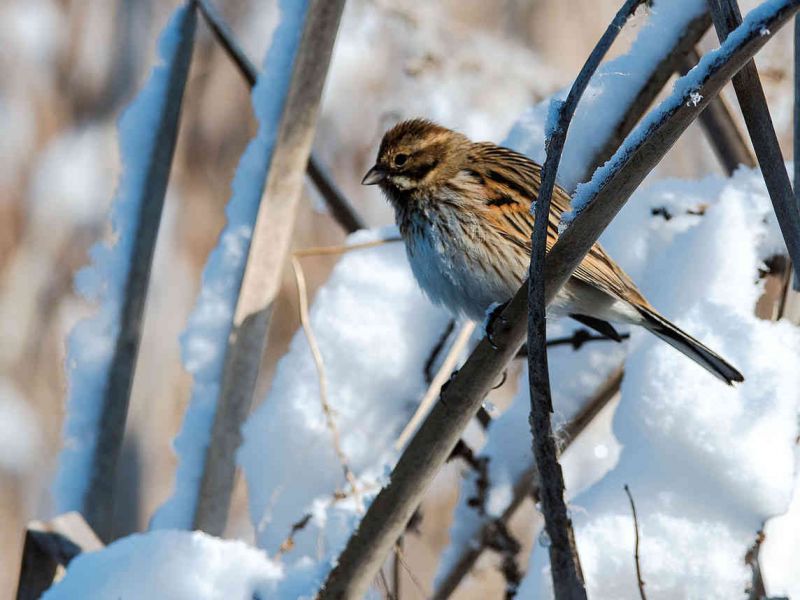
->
[708,0,800,283]
[528,1,648,596]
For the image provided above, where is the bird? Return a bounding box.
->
[361,118,744,385]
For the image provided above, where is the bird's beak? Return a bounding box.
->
[361,165,386,185]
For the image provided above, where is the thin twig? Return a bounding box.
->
[708,0,800,283]
[393,537,402,600]
[308,157,367,233]
[394,540,429,599]
[395,321,476,450]
[319,6,800,597]
[291,256,360,505]
[795,13,800,292]
[528,1,648,596]
[292,237,401,258]
[377,567,393,600]
[623,485,647,600]
[744,530,767,600]
[196,0,366,234]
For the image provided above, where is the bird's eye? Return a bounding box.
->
[394,153,408,167]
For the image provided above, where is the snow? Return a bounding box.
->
[505,0,707,192]
[52,3,196,514]
[43,530,293,600]
[566,0,793,222]
[761,470,800,597]
[519,168,800,599]
[239,227,451,567]
[151,0,311,530]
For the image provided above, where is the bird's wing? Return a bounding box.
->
[466,142,649,307]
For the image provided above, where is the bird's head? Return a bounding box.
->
[362,119,470,192]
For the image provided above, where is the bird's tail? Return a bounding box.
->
[637,306,744,385]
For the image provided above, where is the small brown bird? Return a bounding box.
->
[362,119,744,384]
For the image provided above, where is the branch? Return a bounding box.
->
[708,0,800,284]
[318,3,800,597]
[196,0,366,233]
[529,1,649,595]
[624,485,647,600]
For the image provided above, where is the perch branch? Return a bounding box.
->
[319,3,800,598]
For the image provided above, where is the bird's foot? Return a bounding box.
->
[485,301,510,350]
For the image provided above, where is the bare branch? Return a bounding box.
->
[319,4,800,597]
[307,157,367,233]
[196,0,366,233]
[624,485,647,600]
[708,0,800,283]
[529,1,649,595]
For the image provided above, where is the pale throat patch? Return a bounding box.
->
[390,175,416,190]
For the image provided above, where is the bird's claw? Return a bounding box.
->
[485,301,510,350]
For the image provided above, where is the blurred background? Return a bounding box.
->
[0,0,795,595]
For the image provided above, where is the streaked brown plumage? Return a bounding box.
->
[362,119,743,384]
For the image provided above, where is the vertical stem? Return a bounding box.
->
[529,1,647,595]
[707,0,800,283]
